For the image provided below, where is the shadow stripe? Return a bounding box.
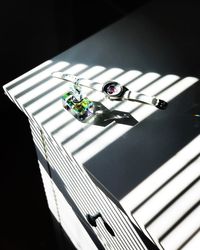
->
[42,110,65,125]
[145,177,200,228]
[159,201,200,242]
[15,65,71,99]
[32,67,108,118]
[176,227,200,250]
[131,153,200,214]
[23,81,66,107]
[6,61,54,91]
[32,96,61,116]
[23,66,89,108]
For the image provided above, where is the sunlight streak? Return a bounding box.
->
[120,135,200,212]
[11,61,69,95]
[6,60,53,90]
[120,135,200,249]
[161,206,200,250]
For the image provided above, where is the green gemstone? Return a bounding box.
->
[62,92,94,121]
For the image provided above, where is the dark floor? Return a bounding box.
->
[0,1,149,249]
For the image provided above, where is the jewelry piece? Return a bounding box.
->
[52,72,168,110]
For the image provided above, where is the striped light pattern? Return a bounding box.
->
[3,59,199,250]
[121,135,200,250]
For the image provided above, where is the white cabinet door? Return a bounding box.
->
[38,125,148,250]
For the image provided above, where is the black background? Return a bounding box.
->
[0,1,148,249]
